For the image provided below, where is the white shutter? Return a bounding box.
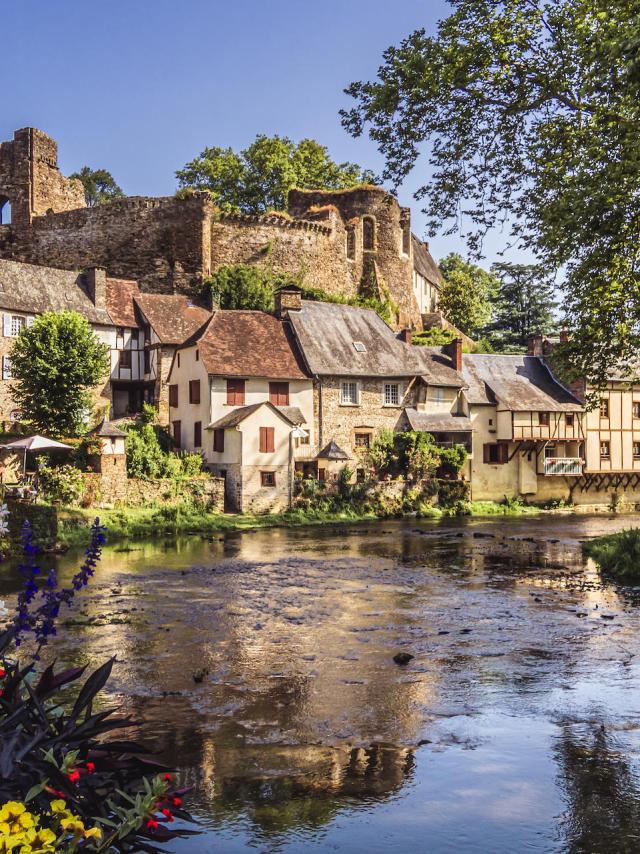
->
[2,356,11,380]
[26,315,35,327]
[3,314,11,337]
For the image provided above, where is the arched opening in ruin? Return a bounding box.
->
[0,197,12,225]
[362,216,376,252]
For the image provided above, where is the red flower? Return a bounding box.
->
[172,796,182,807]
[68,770,80,784]
[86,762,96,773]
[163,773,172,782]
[146,819,158,831]
[0,689,3,698]
[161,808,174,822]
[0,667,6,678]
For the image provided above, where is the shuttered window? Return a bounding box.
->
[269,382,289,406]
[172,420,181,447]
[483,443,508,465]
[259,426,275,453]
[213,429,225,452]
[189,379,200,404]
[2,356,11,380]
[169,385,178,407]
[194,421,202,448]
[261,471,276,487]
[227,378,245,406]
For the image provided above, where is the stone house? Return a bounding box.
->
[167,309,313,512]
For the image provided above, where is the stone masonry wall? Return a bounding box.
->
[83,470,225,510]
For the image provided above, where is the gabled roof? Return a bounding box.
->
[91,418,127,438]
[106,278,140,328]
[412,235,442,288]
[412,346,466,388]
[404,409,472,433]
[461,354,583,412]
[0,259,112,325]
[317,440,350,460]
[277,406,306,425]
[181,310,308,380]
[134,294,211,345]
[207,401,298,430]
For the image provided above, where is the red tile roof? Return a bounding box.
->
[181,310,308,379]
[105,278,141,328]
[134,294,211,344]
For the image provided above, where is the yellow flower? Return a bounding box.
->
[0,803,36,835]
[0,834,22,854]
[49,801,66,814]
[59,815,85,835]
[84,826,103,840]
[19,827,56,854]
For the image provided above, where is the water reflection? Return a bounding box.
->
[3,514,640,851]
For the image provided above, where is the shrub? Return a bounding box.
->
[36,460,85,505]
[124,406,203,480]
[584,528,640,581]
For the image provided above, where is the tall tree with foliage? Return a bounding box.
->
[438,253,497,337]
[487,262,557,352]
[177,135,375,213]
[10,311,110,436]
[70,166,124,207]
[342,1,640,385]
[205,265,282,312]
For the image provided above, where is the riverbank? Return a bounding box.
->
[583,528,640,581]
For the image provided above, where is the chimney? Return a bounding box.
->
[559,329,570,345]
[527,334,543,357]
[569,377,586,403]
[444,338,462,373]
[85,267,107,310]
[398,327,412,345]
[275,285,303,318]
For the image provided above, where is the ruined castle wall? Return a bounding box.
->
[7,195,212,295]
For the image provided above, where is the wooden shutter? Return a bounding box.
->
[213,428,225,452]
[189,379,200,404]
[499,444,509,464]
[259,426,275,453]
[169,384,178,407]
[2,356,10,380]
[269,382,289,406]
[194,421,202,448]
[483,444,490,464]
[172,420,181,447]
[3,314,11,337]
[227,378,245,406]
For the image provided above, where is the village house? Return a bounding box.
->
[167,306,313,513]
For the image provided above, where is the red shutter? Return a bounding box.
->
[259,426,275,453]
[227,378,245,405]
[172,420,181,447]
[169,385,178,407]
[213,428,225,452]
[269,382,289,406]
[189,380,200,404]
[194,421,202,448]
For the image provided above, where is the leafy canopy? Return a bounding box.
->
[438,253,497,337]
[342,0,640,386]
[176,134,375,213]
[487,262,557,352]
[10,311,110,437]
[69,166,124,207]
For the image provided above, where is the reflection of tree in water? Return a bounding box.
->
[555,722,640,852]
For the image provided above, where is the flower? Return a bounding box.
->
[67,770,80,784]
[163,773,172,781]
[85,761,95,773]
[59,815,85,836]
[161,808,174,822]
[0,802,36,835]
[83,827,103,841]
[0,601,8,619]
[146,819,158,831]
[172,796,182,807]
[20,827,57,853]
[49,800,67,814]
[0,835,21,854]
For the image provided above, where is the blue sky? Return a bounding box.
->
[3,1,514,263]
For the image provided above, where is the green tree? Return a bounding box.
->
[342,0,640,386]
[176,135,375,212]
[487,262,558,352]
[205,265,282,312]
[438,253,497,337]
[10,311,110,437]
[70,166,124,207]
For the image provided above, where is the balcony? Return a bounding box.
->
[543,457,583,476]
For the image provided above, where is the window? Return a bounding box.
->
[195,349,199,362]
[295,434,310,447]
[261,471,276,487]
[431,387,445,403]
[269,381,289,406]
[341,381,359,405]
[634,402,640,419]
[362,216,376,251]
[10,315,25,337]
[119,349,132,369]
[566,413,574,427]
[189,379,201,404]
[600,398,610,418]
[194,421,202,448]
[353,341,367,353]
[356,468,366,483]
[600,440,610,459]
[346,227,356,260]
[354,433,371,448]
[172,420,181,447]
[483,443,508,464]
[259,426,275,453]
[169,384,178,407]
[539,412,550,426]
[384,383,400,406]
[318,468,326,482]
[144,348,150,374]
[634,442,640,459]
[2,356,10,380]
[227,378,245,406]
[213,428,225,452]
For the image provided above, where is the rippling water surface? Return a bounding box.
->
[3,514,640,853]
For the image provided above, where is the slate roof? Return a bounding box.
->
[207,401,297,430]
[277,406,306,425]
[0,259,112,325]
[412,346,466,388]
[404,410,473,432]
[105,278,140,328]
[412,235,442,288]
[461,354,583,411]
[181,310,308,380]
[317,440,350,460]
[91,419,127,438]
[135,294,211,345]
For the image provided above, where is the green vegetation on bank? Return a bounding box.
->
[583,528,640,582]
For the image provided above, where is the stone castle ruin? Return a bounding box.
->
[0,128,442,329]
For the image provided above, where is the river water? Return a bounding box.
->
[3,514,640,853]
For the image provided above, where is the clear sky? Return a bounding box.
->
[3,0,514,263]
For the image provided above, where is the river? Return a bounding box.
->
[3,514,640,853]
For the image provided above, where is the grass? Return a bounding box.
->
[583,528,640,581]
